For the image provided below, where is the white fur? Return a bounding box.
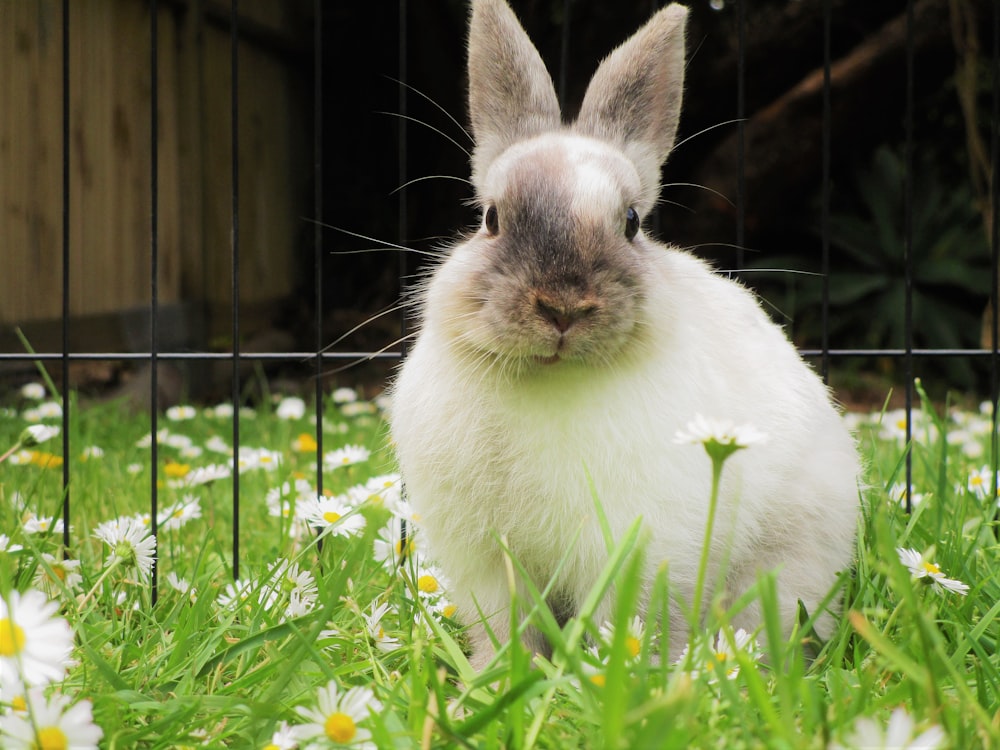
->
[392,242,859,663]
[390,0,860,669]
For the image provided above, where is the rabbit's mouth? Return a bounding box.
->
[534,353,561,366]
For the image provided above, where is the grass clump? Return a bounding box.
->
[0,382,997,748]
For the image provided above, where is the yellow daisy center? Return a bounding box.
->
[625,636,641,658]
[36,726,69,750]
[589,673,607,687]
[971,475,984,486]
[324,711,356,743]
[0,618,26,656]
[52,565,67,582]
[417,575,439,594]
[394,539,414,556]
[442,604,457,619]
[164,462,190,478]
[922,561,942,576]
[263,745,279,750]
[11,694,27,711]
[323,511,342,524]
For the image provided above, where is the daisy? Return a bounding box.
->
[235,447,283,473]
[205,435,232,454]
[362,601,401,653]
[425,595,458,621]
[164,461,191,479]
[0,589,74,686]
[323,445,370,469]
[674,414,767,450]
[966,465,994,500]
[0,688,103,749]
[411,563,448,600]
[19,382,46,400]
[32,553,83,597]
[362,474,403,511]
[266,479,315,516]
[216,578,278,617]
[887,483,926,508]
[292,432,319,453]
[340,401,376,418]
[298,495,366,538]
[676,627,761,682]
[80,445,104,460]
[285,590,315,619]
[93,517,157,582]
[206,403,235,419]
[166,404,197,421]
[22,515,64,535]
[166,572,197,602]
[830,707,946,750]
[598,616,647,661]
[179,444,204,460]
[20,424,59,447]
[36,401,63,419]
[276,396,307,421]
[896,548,970,595]
[158,495,203,531]
[265,721,299,750]
[292,681,381,748]
[578,645,609,688]
[373,517,416,568]
[332,387,358,404]
[0,534,24,553]
[172,463,232,488]
[268,560,318,609]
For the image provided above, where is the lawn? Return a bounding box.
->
[0,379,998,749]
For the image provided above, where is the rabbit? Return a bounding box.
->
[389,0,860,670]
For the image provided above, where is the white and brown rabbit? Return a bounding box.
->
[390,0,860,669]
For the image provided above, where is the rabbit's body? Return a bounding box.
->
[390,0,859,668]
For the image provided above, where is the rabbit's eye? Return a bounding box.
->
[625,207,640,241]
[484,205,499,236]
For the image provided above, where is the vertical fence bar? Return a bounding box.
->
[558,0,572,113]
[398,0,408,349]
[992,0,1000,521]
[314,0,325,499]
[650,0,662,238]
[230,0,241,580]
[820,0,831,384]
[735,0,747,270]
[60,0,71,550]
[902,0,915,513]
[149,0,160,603]
[397,0,409,553]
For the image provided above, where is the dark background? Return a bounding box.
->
[288,0,996,394]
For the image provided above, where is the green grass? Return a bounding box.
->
[1,382,998,749]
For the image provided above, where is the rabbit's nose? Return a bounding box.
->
[535,295,598,334]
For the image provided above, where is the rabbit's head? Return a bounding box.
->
[424,0,687,372]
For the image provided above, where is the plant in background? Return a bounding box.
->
[749,145,992,389]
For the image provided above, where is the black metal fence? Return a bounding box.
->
[2,0,998,586]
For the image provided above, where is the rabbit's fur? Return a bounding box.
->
[390,0,860,669]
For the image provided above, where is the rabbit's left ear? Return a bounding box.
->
[575,4,687,211]
[468,0,561,192]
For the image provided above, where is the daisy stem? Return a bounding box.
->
[689,453,726,661]
[78,557,124,611]
[0,440,24,464]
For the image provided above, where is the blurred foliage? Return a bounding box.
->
[749,145,992,390]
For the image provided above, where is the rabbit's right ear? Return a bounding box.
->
[468,0,561,192]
